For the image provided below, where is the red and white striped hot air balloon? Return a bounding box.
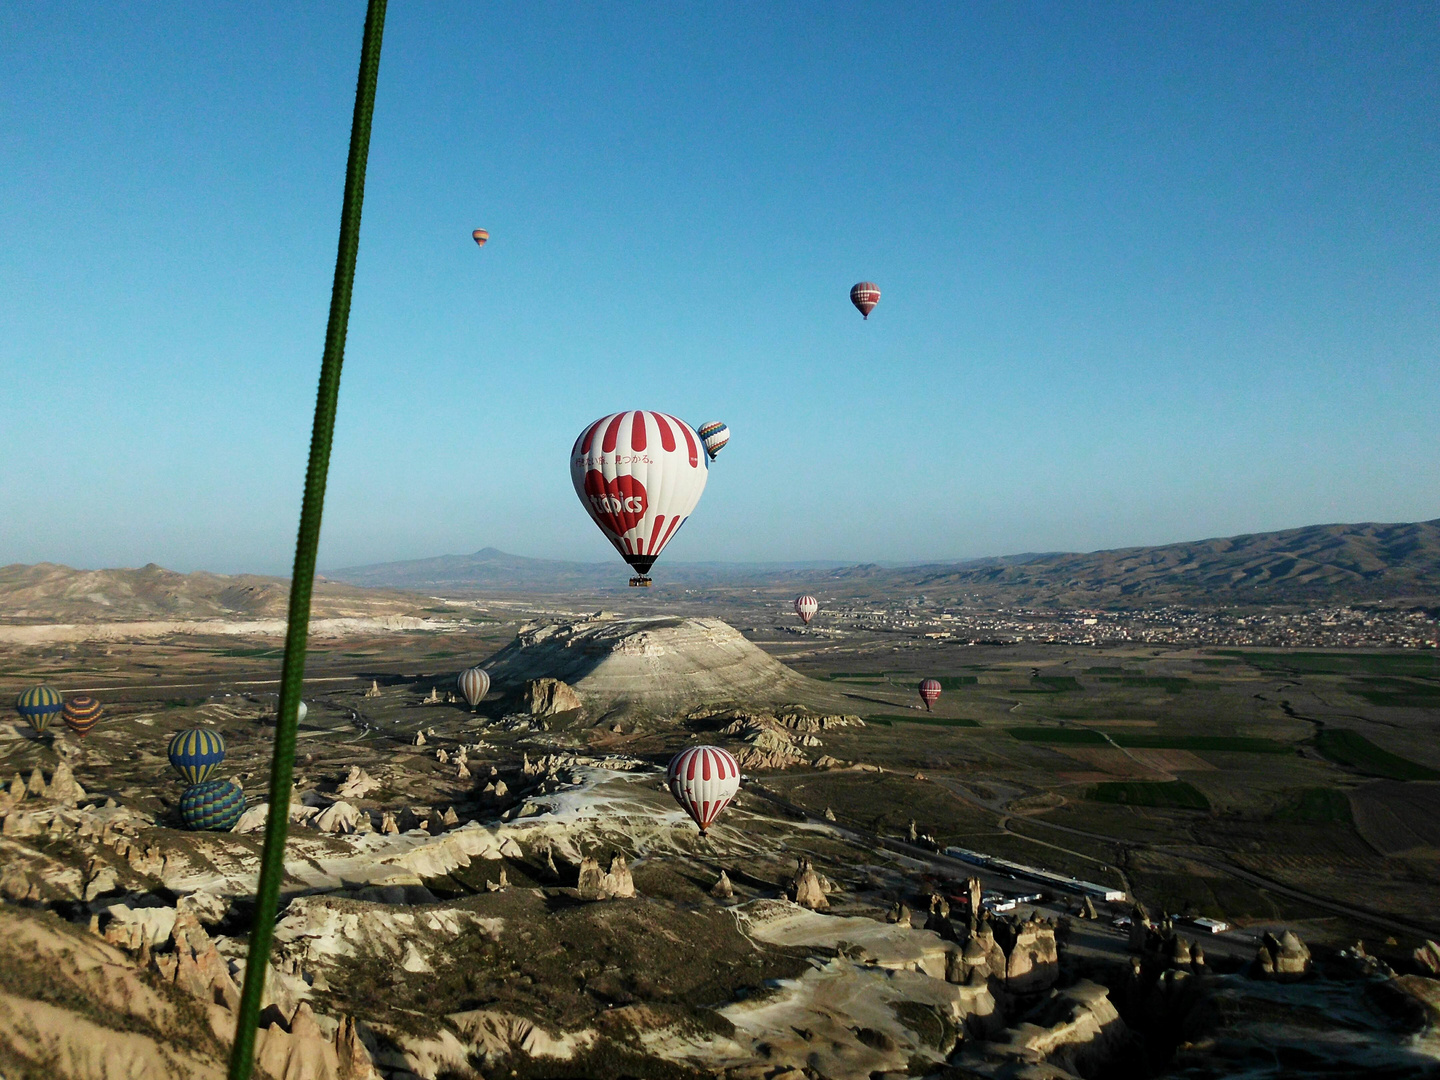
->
[850,281,880,319]
[794,595,818,625]
[919,678,942,711]
[571,411,709,586]
[666,745,741,835]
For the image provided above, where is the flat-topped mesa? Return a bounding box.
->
[482,616,845,715]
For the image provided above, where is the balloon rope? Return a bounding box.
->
[225,2,386,1077]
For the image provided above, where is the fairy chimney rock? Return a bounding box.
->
[788,857,828,910]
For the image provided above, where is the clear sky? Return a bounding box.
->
[1,2,1436,574]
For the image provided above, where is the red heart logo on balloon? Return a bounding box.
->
[583,471,648,535]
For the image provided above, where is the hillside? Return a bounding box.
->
[0,562,429,623]
[330,520,1440,606]
[836,519,1440,605]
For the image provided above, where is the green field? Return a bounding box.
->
[1273,787,1353,824]
[1313,729,1440,781]
[1086,780,1211,810]
[1084,666,1126,675]
[867,714,980,728]
[1008,727,1107,745]
[1342,677,1440,708]
[1218,650,1440,677]
[1112,734,1292,754]
[1006,728,1291,753]
[935,676,978,690]
[1098,676,1190,692]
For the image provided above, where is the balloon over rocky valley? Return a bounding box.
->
[666,745,741,836]
[571,411,709,586]
[16,684,63,734]
[61,695,103,737]
[794,595,818,625]
[458,666,490,708]
[168,728,226,784]
[179,779,246,831]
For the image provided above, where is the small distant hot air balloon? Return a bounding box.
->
[919,679,942,712]
[472,229,489,248]
[850,281,880,319]
[666,745,741,836]
[794,595,818,625]
[168,728,226,784]
[62,695,103,737]
[16,685,63,734]
[458,666,490,710]
[697,421,730,461]
[571,411,710,586]
[179,779,246,831]
[296,700,308,723]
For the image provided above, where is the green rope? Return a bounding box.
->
[226,2,386,1076]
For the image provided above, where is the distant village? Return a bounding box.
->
[786,602,1440,649]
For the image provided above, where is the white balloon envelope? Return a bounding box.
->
[571,411,709,584]
[457,666,490,709]
[666,745,741,835]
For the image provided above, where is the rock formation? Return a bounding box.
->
[1415,940,1440,975]
[336,766,380,800]
[480,617,852,713]
[576,853,635,900]
[710,871,734,899]
[1002,916,1061,993]
[1255,930,1312,981]
[985,980,1133,1077]
[1128,901,1153,953]
[788,857,828,911]
[522,677,584,716]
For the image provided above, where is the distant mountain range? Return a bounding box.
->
[3,519,1435,623]
[329,520,1440,605]
[324,547,849,592]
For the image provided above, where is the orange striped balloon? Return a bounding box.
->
[62,695,104,737]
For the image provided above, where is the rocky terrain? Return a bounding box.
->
[2,614,1440,1078]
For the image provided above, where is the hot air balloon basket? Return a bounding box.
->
[179,780,246,831]
[629,576,652,587]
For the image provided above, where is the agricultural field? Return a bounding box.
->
[781,634,1440,937]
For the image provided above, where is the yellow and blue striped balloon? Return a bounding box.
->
[16,685,64,734]
[179,779,246,831]
[167,727,227,783]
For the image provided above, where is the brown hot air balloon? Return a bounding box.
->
[850,281,880,319]
[472,229,489,248]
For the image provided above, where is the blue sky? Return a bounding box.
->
[1,2,1436,574]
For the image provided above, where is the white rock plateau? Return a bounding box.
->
[482,617,846,713]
